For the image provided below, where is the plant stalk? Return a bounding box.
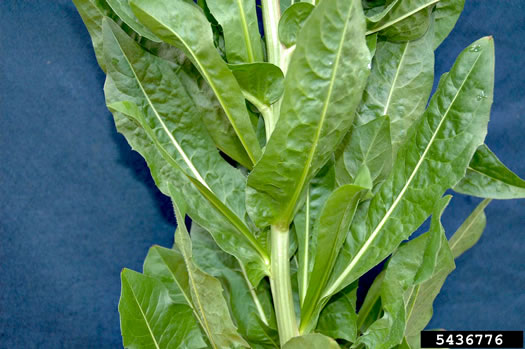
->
[270,225,298,346]
[261,0,282,66]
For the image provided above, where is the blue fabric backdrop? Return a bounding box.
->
[1,1,523,348]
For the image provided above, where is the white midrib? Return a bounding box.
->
[300,188,310,304]
[324,52,482,298]
[282,5,352,225]
[449,199,490,252]
[236,0,255,62]
[366,0,440,36]
[114,39,211,191]
[147,13,257,164]
[383,42,409,115]
[126,278,161,349]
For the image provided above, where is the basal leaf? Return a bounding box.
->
[316,282,358,343]
[190,224,280,349]
[454,144,525,199]
[246,0,370,228]
[357,26,434,156]
[106,0,160,41]
[448,198,491,259]
[130,0,262,165]
[278,3,315,48]
[326,37,495,298]
[119,269,206,349]
[282,333,341,349]
[171,188,250,348]
[206,0,263,63]
[433,0,465,49]
[300,185,367,332]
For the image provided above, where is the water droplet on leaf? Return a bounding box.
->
[469,45,481,52]
[476,90,487,101]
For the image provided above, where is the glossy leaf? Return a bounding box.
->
[72,0,109,71]
[190,224,280,349]
[326,37,495,298]
[294,163,336,305]
[356,27,434,155]
[367,0,438,41]
[282,333,341,349]
[130,0,262,165]
[449,198,491,259]
[278,3,315,48]
[119,269,206,349]
[316,283,358,343]
[229,62,285,107]
[246,0,370,228]
[300,185,367,332]
[106,0,160,41]
[433,0,465,49]
[206,0,263,63]
[356,196,450,349]
[171,189,250,348]
[454,144,525,199]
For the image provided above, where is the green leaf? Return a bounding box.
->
[172,188,250,348]
[338,115,392,187]
[356,270,385,333]
[356,196,450,349]
[246,0,370,228]
[190,224,280,349]
[278,3,315,48]
[449,198,491,259]
[294,162,336,305]
[206,0,263,63]
[119,269,207,349]
[72,0,110,71]
[367,0,438,41]
[106,0,160,41]
[102,18,269,283]
[228,62,285,128]
[300,185,367,332]
[316,282,358,343]
[357,27,434,155]
[130,0,262,165]
[433,0,465,49]
[282,333,341,349]
[454,144,525,199]
[326,37,495,298]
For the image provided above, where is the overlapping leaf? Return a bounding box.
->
[316,283,358,343]
[282,333,341,349]
[326,37,495,298]
[433,0,465,49]
[246,0,370,228]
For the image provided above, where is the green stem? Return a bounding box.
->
[270,225,298,346]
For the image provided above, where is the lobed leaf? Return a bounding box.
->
[454,144,525,199]
[246,0,370,228]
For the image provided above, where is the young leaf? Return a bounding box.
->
[119,269,207,349]
[433,0,465,49]
[229,63,284,107]
[106,0,160,42]
[326,37,495,298]
[454,144,525,199]
[278,3,315,48]
[171,188,250,348]
[356,196,451,349]
[130,0,262,165]
[356,26,434,155]
[300,185,367,333]
[206,0,263,63]
[282,333,341,349]
[246,0,370,228]
[449,198,491,259]
[316,282,358,343]
[294,163,336,305]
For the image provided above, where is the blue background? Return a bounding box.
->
[1,1,523,348]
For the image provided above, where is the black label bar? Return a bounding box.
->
[421,331,523,348]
